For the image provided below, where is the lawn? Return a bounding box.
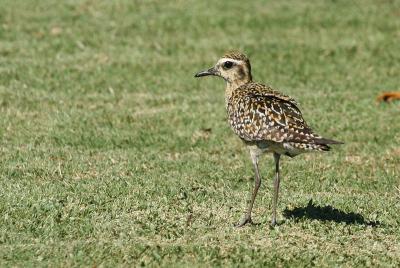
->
[1,0,400,266]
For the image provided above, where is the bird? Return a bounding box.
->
[194,51,343,227]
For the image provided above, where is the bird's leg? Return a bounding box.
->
[271,153,281,226]
[236,153,261,227]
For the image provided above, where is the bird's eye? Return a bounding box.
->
[223,61,234,69]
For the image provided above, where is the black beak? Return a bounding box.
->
[194,67,217,78]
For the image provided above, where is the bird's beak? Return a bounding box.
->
[194,67,217,78]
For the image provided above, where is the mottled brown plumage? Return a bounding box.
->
[223,51,249,61]
[195,51,342,227]
[227,82,341,155]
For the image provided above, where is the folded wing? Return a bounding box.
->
[228,92,340,145]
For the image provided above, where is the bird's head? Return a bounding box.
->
[195,51,252,87]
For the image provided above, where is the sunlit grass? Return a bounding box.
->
[0,0,400,266]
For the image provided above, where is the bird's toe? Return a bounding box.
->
[234,216,254,227]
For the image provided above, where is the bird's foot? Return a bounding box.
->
[235,216,254,227]
[270,217,278,227]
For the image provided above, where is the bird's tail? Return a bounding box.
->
[311,137,343,151]
[288,136,343,153]
[313,137,344,145]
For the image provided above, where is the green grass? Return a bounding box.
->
[1,0,400,266]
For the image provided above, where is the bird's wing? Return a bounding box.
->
[229,92,322,143]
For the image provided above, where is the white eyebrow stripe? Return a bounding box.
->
[217,58,242,65]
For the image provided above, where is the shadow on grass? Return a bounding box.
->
[283,199,380,226]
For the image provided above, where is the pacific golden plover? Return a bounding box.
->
[195,51,342,227]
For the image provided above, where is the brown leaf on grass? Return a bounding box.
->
[376,92,400,103]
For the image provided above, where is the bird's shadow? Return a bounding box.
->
[283,199,380,226]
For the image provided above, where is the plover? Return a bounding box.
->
[195,51,342,226]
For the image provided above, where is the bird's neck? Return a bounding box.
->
[225,77,252,106]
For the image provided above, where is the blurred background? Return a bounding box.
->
[1,0,399,266]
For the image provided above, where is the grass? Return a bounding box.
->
[1,0,400,266]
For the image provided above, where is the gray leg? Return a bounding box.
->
[236,153,261,227]
[271,153,281,226]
